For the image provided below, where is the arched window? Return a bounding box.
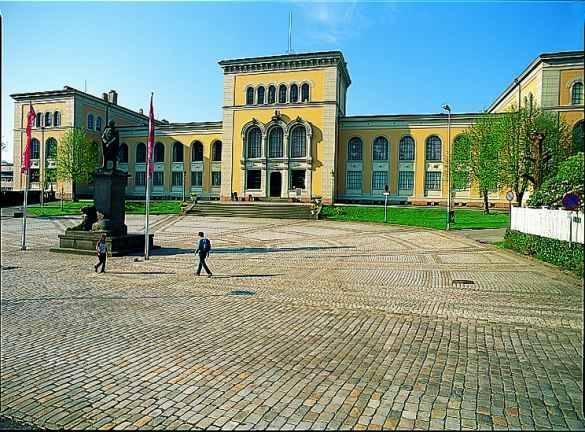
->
[571,82,583,105]
[278,85,287,103]
[246,127,262,159]
[399,136,415,161]
[87,114,94,130]
[426,136,442,161]
[172,142,184,162]
[301,83,310,102]
[290,126,306,158]
[192,141,203,161]
[46,138,57,160]
[268,85,276,104]
[119,143,129,163]
[96,116,103,131]
[290,84,299,103]
[373,137,388,161]
[268,127,284,158]
[212,141,222,162]
[35,113,42,128]
[573,120,584,154]
[154,142,165,162]
[44,112,52,127]
[31,138,40,159]
[257,87,265,104]
[348,137,362,161]
[136,142,146,163]
[246,87,254,105]
[54,111,61,127]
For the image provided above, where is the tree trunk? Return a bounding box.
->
[515,189,523,207]
[72,181,77,202]
[482,190,490,214]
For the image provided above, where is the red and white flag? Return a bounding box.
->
[147,93,155,179]
[22,102,36,174]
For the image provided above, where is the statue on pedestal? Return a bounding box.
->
[100,120,120,171]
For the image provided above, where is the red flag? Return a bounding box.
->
[22,102,36,174]
[147,93,155,179]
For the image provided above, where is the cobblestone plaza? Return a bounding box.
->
[1,214,583,430]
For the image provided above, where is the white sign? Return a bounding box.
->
[506,191,514,202]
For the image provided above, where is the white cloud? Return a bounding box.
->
[295,1,370,46]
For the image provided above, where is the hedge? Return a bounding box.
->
[503,229,584,277]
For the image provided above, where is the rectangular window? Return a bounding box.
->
[172,171,183,186]
[291,170,306,189]
[212,171,221,186]
[191,171,203,187]
[30,169,40,183]
[346,171,362,191]
[371,171,388,190]
[153,171,164,186]
[398,171,414,190]
[246,170,261,190]
[135,172,146,186]
[425,171,441,191]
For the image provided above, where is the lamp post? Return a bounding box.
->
[330,169,335,204]
[442,104,452,230]
[384,184,389,223]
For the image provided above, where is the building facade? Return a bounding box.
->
[11,50,584,207]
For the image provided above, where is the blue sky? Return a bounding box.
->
[1,1,584,161]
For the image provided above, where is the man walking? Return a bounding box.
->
[94,233,108,273]
[195,231,212,277]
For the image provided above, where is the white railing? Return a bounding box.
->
[511,207,584,244]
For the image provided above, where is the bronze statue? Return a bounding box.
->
[100,120,120,170]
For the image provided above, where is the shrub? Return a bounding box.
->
[527,152,584,210]
[504,230,584,277]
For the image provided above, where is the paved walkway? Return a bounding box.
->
[1,215,583,430]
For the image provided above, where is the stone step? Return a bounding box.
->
[185,203,315,219]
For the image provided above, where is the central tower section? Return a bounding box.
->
[218,51,350,203]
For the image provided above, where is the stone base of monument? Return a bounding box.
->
[51,230,155,256]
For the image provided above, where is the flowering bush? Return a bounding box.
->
[527,152,584,210]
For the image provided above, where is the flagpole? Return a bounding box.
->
[145,173,151,260]
[144,92,154,261]
[21,171,29,250]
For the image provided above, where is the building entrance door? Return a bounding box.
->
[269,172,282,197]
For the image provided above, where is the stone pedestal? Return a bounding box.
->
[52,231,154,256]
[53,169,155,256]
[92,170,128,236]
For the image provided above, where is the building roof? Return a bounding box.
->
[487,50,584,112]
[10,86,153,124]
[219,50,351,86]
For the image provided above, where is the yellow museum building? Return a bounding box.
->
[10,50,584,207]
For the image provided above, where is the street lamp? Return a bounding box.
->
[442,104,452,230]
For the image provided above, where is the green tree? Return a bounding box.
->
[451,115,503,213]
[56,128,98,201]
[498,99,572,206]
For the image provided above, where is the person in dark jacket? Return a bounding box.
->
[195,231,212,277]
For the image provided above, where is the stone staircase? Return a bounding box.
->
[184,201,317,220]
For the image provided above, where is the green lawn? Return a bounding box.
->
[320,205,509,231]
[27,200,182,216]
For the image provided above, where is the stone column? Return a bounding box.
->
[282,165,289,198]
[306,165,313,202]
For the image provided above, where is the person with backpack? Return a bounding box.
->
[94,233,108,273]
[195,231,212,277]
